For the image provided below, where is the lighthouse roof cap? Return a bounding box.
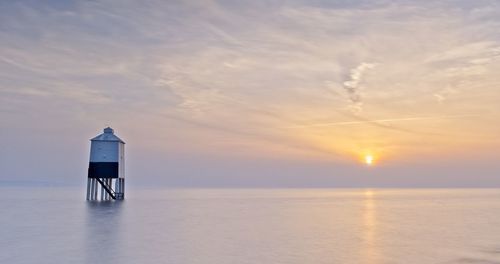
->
[90,127,125,143]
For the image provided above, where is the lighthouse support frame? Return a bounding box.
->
[86,177,124,201]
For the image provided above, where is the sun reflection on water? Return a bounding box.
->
[362,189,380,264]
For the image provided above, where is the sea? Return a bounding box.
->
[1,188,500,264]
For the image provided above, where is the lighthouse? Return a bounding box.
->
[86,127,125,200]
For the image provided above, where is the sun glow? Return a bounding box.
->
[365,155,374,166]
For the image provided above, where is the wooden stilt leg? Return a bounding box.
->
[93,179,98,200]
[86,178,90,200]
[100,179,104,200]
[89,178,94,200]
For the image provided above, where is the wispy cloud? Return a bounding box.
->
[342,62,377,113]
[1,0,500,164]
[285,114,479,128]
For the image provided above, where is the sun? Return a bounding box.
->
[364,155,374,166]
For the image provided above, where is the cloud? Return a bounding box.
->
[342,62,377,113]
[434,86,458,104]
[286,114,477,128]
[1,0,500,185]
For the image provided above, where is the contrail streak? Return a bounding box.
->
[286,114,478,128]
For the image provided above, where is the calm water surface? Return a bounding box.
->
[1,188,500,264]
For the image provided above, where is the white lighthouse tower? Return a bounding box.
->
[86,127,125,200]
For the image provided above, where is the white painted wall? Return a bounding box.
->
[119,142,125,178]
[89,141,119,162]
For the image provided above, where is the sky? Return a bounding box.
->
[1,0,500,187]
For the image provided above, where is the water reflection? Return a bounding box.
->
[362,189,380,264]
[84,201,124,263]
[2,188,500,264]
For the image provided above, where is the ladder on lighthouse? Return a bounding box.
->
[95,178,116,200]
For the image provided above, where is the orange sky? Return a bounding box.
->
[1,0,500,187]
